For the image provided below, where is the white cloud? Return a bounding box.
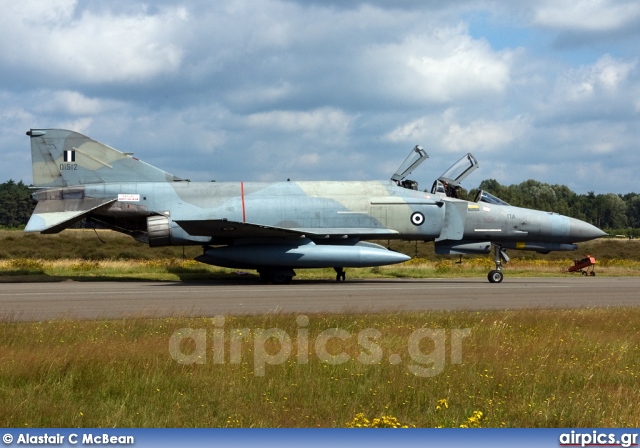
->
[225,83,295,110]
[546,121,632,156]
[296,152,321,166]
[441,117,528,153]
[59,117,94,134]
[385,116,438,143]
[363,25,512,104]
[573,160,636,192]
[386,110,530,153]
[561,55,636,101]
[587,142,616,154]
[39,91,126,116]
[0,102,33,125]
[2,0,640,194]
[0,0,186,83]
[246,108,356,137]
[530,54,639,127]
[6,0,77,25]
[532,0,640,31]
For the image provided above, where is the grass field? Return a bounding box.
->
[1,229,640,282]
[1,310,639,427]
[3,229,640,262]
[2,256,640,283]
[1,230,639,428]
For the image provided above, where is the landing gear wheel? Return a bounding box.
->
[487,244,508,283]
[488,270,503,283]
[334,267,346,282]
[258,268,295,284]
[272,273,293,284]
[582,271,588,276]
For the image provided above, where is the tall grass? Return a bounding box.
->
[1,310,639,427]
[2,229,640,280]
[2,256,639,282]
[2,229,640,262]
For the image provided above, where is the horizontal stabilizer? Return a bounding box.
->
[25,197,116,234]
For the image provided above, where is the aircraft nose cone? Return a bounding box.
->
[569,218,607,242]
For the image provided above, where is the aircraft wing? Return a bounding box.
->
[175,220,308,239]
[25,197,117,234]
[175,219,400,239]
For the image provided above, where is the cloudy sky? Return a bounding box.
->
[2,0,639,194]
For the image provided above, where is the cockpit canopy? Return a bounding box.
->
[431,153,479,197]
[390,147,510,204]
[391,145,428,190]
[474,190,510,206]
[439,153,479,186]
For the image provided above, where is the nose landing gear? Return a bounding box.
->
[488,245,509,283]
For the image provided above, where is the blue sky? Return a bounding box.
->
[2,0,639,194]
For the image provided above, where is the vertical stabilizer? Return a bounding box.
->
[27,129,181,187]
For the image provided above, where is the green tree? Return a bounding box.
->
[0,180,35,227]
[624,194,640,230]
[594,194,627,229]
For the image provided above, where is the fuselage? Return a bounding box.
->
[74,179,603,246]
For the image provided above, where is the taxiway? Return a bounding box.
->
[1,277,638,321]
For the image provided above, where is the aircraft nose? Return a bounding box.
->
[568,218,607,242]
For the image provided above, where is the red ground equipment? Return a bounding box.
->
[568,255,597,276]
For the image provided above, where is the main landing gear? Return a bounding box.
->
[488,244,510,283]
[258,268,295,284]
[258,267,347,284]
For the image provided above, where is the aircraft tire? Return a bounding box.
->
[488,270,503,283]
[272,273,293,284]
[258,269,294,284]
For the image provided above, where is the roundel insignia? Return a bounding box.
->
[410,212,425,226]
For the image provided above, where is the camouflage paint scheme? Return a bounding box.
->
[25,129,605,283]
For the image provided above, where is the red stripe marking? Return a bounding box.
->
[240,181,246,223]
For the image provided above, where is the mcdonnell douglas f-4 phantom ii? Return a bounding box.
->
[25,129,605,284]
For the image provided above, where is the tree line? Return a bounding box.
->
[1,179,639,233]
[0,180,35,228]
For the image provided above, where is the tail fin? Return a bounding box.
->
[27,129,181,187]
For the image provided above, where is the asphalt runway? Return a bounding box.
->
[1,277,639,321]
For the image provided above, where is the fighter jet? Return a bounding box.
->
[25,129,605,283]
